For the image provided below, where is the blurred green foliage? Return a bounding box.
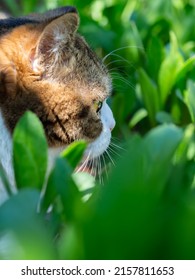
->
[1,0,195,259]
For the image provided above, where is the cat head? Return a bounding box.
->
[0,7,115,161]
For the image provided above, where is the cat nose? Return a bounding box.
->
[110,126,114,131]
[110,119,116,131]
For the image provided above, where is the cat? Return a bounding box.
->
[0,6,115,203]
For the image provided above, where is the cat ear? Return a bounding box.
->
[31,12,79,71]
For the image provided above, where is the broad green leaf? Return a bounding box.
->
[143,124,183,191]
[57,224,84,260]
[138,68,160,125]
[60,140,87,170]
[176,56,195,83]
[130,21,144,51]
[121,0,137,22]
[81,23,115,50]
[144,124,183,163]
[0,189,55,259]
[184,80,195,122]
[0,189,39,229]
[158,32,184,105]
[156,111,173,124]
[112,86,136,128]
[13,111,48,190]
[42,158,82,221]
[147,36,165,81]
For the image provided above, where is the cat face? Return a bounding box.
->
[0,7,115,161]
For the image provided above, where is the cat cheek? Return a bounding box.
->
[0,65,17,96]
[82,119,102,140]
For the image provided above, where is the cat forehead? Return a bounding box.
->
[0,6,77,36]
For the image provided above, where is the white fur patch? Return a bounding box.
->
[85,101,115,159]
[0,110,16,204]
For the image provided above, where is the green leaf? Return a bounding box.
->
[158,32,184,105]
[129,108,148,128]
[13,111,48,190]
[156,111,174,124]
[42,158,82,221]
[82,136,159,259]
[3,0,20,15]
[174,124,195,163]
[57,224,84,259]
[60,140,87,170]
[72,172,95,201]
[147,36,165,82]
[144,124,183,164]
[22,0,39,14]
[176,56,195,83]
[0,189,55,259]
[143,124,183,192]
[130,21,144,52]
[138,68,161,125]
[184,80,195,122]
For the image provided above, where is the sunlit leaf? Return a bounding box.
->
[129,108,148,128]
[60,140,87,170]
[13,111,48,190]
[176,56,195,83]
[138,68,160,125]
[184,80,195,122]
[158,32,184,105]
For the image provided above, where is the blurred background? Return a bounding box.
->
[1,0,195,136]
[1,0,195,260]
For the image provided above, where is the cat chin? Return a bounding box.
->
[85,121,111,159]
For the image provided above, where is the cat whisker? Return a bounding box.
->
[76,152,91,173]
[105,59,131,68]
[97,156,101,184]
[111,136,122,143]
[92,158,95,178]
[102,153,108,180]
[103,45,144,63]
[110,141,127,152]
[105,53,132,67]
[110,74,135,90]
[91,157,96,178]
[107,146,122,158]
[108,66,135,74]
[110,71,134,81]
[105,150,116,166]
[99,156,104,185]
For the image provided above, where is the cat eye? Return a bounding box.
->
[94,101,103,113]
